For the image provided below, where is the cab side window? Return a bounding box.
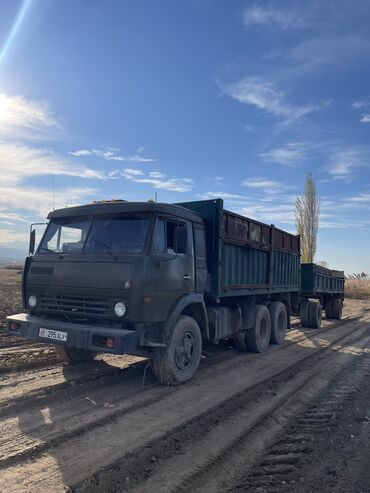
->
[153,219,188,255]
[176,223,187,254]
[153,219,166,252]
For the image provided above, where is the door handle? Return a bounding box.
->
[183,275,192,280]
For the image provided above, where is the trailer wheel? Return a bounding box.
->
[325,298,333,319]
[152,315,202,385]
[308,301,322,328]
[299,300,310,327]
[331,298,343,320]
[246,305,271,353]
[269,302,287,345]
[55,345,96,363]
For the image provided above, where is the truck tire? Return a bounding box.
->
[246,305,271,353]
[331,298,343,320]
[152,315,202,385]
[269,302,287,345]
[299,300,310,328]
[325,298,333,319]
[308,301,322,328]
[55,345,96,363]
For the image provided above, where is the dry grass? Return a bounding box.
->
[0,268,22,325]
[3,262,23,270]
[344,279,370,299]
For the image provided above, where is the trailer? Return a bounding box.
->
[7,198,344,385]
[300,263,345,325]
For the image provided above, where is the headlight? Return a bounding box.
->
[114,301,126,317]
[28,295,37,308]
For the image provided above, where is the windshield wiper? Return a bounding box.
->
[89,239,116,259]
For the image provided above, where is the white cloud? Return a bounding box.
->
[0,142,106,184]
[0,185,98,217]
[68,149,92,157]
[360,114,370,123]
[0,93,59,138]
[0,209,29,223]
[69,148,156,163]
[328,161,352,179]
[352,99,370,109]
[242,178,289,193]
[200,191,248,200]
[243,5,306,29]
[327,147,370,179]
[122,172,193,192]
[289,34,370,73]
[260,143,307,166]
[347,194,370,203]
[123,168,144,176]
[220,77,317,121]
[239,203,295,225]
[149,171,165,178]
[0,229,30,244]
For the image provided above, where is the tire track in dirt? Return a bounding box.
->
[223,349,370,493]
[0,356,148,417]
[1,311,361,421]
[0,312,368,493]
[75,324,370,493]
[0,314,351,416]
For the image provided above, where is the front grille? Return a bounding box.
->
[40,294,110,317]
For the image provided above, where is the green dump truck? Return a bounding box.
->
[7,199,344,384]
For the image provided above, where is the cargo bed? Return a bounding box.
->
[301,263,345,297]
[178,199,301,298]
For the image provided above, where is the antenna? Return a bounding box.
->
[155,192,158,203]
[52,176,55,210]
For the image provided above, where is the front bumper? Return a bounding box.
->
[7,313,139,355]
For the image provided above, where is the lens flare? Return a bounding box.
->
[0,0,33,67]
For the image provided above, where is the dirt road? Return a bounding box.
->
[0,273,369,492]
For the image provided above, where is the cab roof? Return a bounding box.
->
[47,201,203,224]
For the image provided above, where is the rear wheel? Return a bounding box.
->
[246,304,271,353]
[152,315,202,385]
[331,298,343,320]
[269,302,287,345]
[299,299,310,327]
[55,345,96,363]
[308,301,322,328]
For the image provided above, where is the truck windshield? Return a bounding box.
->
[39,217,90,254]
[39,216,150,254]
[85,217,149,253]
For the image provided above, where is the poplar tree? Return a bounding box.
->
[295,173,320,263]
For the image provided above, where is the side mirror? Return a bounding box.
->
[29,229,36,255]
[29,222,47,256]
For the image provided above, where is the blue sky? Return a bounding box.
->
[1,0,370,272]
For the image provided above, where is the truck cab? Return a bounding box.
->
[7,201,209,384]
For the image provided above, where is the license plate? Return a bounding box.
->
[39,327,68,342]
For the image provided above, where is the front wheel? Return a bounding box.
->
[152,315,202,385]
[55,345,96,363]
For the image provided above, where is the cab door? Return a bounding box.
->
[148,217,195,321]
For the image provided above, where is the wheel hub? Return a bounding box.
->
[175,331,195,370]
